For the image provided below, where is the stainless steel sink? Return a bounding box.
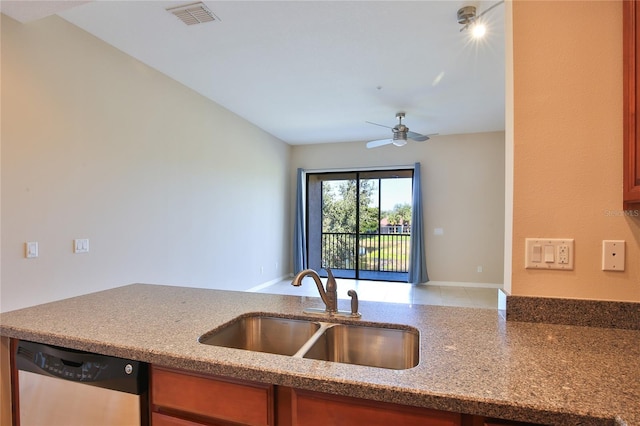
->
[198,315,321,356]
[303,323,419,370]
[199,314,419,369]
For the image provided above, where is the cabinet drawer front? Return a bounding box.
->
[152,366,273,426]
[290,389,461,426]
[152,412,209,426]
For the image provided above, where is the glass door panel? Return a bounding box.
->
[321,176,357,276]
[358,178,380,275]
[307,170,413,281]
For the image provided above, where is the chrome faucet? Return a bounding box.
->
[291,268,361,317]
[292,268,338,314]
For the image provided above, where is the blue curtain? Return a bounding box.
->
[408,163,429,284]
[293,168,307,274]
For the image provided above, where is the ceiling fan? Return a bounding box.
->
[365,112,436,149]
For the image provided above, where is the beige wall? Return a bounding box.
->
[1,15,291,312]
[291,131,506,285]
[511,1,640,301]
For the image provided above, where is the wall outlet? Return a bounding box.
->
[558,245,570,264]
[602,240,625,271]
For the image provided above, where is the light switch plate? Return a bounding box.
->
[602,240,625,271]
[525,238,574,270]
[25,242,38,258]
[74,239,89,254]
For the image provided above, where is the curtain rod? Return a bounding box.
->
[302,164,416,174]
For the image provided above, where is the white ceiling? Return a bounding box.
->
[1,1,505,145]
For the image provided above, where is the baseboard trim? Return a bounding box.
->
[245,276,290,293]
[423,281,503,289]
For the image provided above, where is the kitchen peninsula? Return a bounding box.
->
[1,284,639,425]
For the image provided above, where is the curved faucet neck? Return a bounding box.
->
[292,269,329,304]
[291,268,338,313]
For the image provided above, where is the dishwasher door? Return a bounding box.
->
[15,340,148,426]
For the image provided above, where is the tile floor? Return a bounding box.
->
[254,278,500,309]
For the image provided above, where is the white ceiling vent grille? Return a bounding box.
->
[167,3,219,26]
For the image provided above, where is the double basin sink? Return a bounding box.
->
[199,314,419,370]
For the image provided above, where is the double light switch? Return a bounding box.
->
[74,239,89,254]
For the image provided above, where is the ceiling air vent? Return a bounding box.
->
[167,2,219,26]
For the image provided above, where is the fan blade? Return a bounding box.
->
[365,121,393,129]
[408,132,430,142]
[477,0,504,19]
[366,139,393,149]
[408,132,439,142]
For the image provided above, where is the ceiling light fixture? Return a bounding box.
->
[393,133,408,147]
[457,1,504,38]
[167,2,219,26]
[472,22,487,38]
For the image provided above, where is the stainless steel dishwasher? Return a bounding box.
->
[15,340,148,426]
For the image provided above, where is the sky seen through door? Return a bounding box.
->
[380,179,412,212]
[323,178,412,212]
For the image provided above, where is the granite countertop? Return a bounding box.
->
[1,284,639,425]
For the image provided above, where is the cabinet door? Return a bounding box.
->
[151,366,274,426]
[285,388,461,426]
[624,0,640,209]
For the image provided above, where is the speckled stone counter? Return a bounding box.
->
[1,284,639,425]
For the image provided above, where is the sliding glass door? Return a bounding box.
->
[306,169,413,281]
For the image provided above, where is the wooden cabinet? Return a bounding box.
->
[624,0,640,209]
[150,366,544,426]
[150,366,275,426]
[278,387,461,426]
[150,366,458,426]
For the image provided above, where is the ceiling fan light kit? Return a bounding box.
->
[393,134,408,147]
[457,6,477,25]
[457,1,504,37]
